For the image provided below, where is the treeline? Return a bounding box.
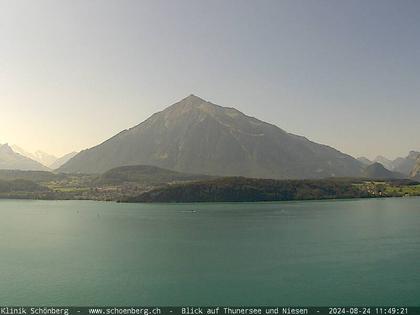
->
[126,177,372,203]
[0,179,54,200]
[0,178,94,200]
[0,179,49,193]
[0,170,64,182]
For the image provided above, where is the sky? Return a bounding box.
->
[0,0,419,159]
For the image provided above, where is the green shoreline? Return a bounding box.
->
[1,176,419,203]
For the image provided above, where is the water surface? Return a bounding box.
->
[0,198,419,305]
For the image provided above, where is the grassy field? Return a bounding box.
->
[383,183,420,196]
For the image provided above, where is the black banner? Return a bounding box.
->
[0,307,419,315]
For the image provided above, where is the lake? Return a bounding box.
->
[0,198,419,306]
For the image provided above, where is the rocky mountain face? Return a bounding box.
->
[59,95,364,179]
[0,144,50,171]
[410,157,420,179]
[393,151,420,175]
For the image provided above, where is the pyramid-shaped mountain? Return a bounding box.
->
[59,95,364,179]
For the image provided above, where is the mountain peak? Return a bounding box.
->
[159,94,251,127]
[407,151,420,160]
[184,94,205,102]
[0,143,14,153]
[174,94,209,108]
[163,94,219,117]
[373,155,393,170]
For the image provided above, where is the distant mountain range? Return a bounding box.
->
[358,151,420,178]
[0,144,77,171]
[362,162,406,180]
[11,145,58,167]
[373,156,394,171]
[10,145,77,169]
[2,95,418,180]
[0,144,49,171]
[59,95,364,179]
[49,151,78,169]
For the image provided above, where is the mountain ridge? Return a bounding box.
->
[50,151,78,170]
[359,151,420,176]
[362,162,406,179]
[0,144,50,171]
[11,145,58,167]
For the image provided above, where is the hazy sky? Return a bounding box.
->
[0,0,419,159]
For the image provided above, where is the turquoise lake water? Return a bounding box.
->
[0,198,419,306]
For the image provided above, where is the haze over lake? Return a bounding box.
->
[1,198,419,306]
